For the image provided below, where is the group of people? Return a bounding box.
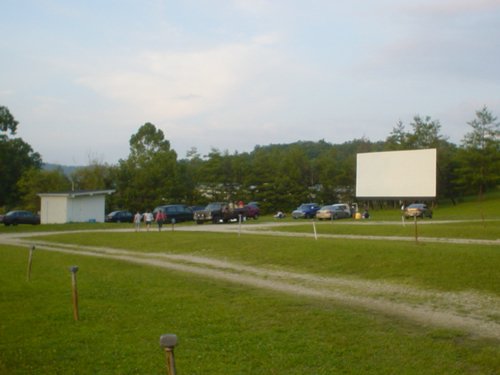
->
[133,210,167,232]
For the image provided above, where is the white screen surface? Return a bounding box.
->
[356,149,436,199]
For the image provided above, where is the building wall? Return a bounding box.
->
[40,196,68,224]
[68,195,106,223]
[39,194,108,224]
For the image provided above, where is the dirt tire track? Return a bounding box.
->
[3,235,500,341]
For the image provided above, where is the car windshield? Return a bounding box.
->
[298,204,315,210]
[205,203,222,210]
[332,205,347,211]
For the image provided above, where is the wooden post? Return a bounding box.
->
[160,334,178,375]
[27,245,35,281]
[69,266,79,321]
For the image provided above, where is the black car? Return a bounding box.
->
[105,210,134,223]
[0,210,40,226]
[153,204,194,223]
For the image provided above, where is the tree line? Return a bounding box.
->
[1,105,499,215]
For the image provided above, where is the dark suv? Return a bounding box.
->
[153,204,194,223]
[292,203,321,219]
[105,211,134,223]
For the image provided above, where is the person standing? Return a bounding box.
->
[144,210,153,231]
[133,211,142,231]
[155,209,166,232]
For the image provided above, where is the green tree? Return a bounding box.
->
[385,120,408,150]
[246,145,282,212]
[17,168,71,212]
[175,147,206,204]
[198,149,232,201]
[0,106,19,135]
[0,106,42,208]
[407,115,445,149]
[115,123,178,212]
[71,159,115,191]
[455,107,500,198]
[384,116,458,202]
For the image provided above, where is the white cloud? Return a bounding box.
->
[76,35,284,121]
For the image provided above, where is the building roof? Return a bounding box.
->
[38,189,115,198]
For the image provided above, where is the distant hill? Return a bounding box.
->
[42,163,83,176]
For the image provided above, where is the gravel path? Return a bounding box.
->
[1,224,499,340]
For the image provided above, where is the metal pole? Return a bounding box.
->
[160,334,178,375]
[27,245,35,281]
[414,215,418,243]
[238,214,242,237]
[69,266,79,321]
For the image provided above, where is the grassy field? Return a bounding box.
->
[1,192,500,374]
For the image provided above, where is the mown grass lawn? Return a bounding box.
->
[266,219,500,240]
[31,228,500,293]
[1,242,499,375]
[1,191,500,374]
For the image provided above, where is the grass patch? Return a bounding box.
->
[267,220,500,240]
[1,245,499,374]
[29,230,500,294]
[2,191,500,373]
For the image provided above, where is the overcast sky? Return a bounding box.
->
[2,0,499,165]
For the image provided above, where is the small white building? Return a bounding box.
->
[38,190,115,224]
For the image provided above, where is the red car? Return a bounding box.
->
[244,203,260,219]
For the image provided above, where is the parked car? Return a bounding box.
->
[153,204,194,223]
[316,204,352,220]
[105,210,134,223]
[245,202,260,219]
[292,203,321,219]
[404,203,433,219]
[0,210,40,226]
[190,205,206,213]
[193,202,246,224]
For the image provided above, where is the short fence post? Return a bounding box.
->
[27,245,35,281]
[69,266,79,321]
[238,214,242,237]
[160,334,178,375]
[413,215,418,243]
